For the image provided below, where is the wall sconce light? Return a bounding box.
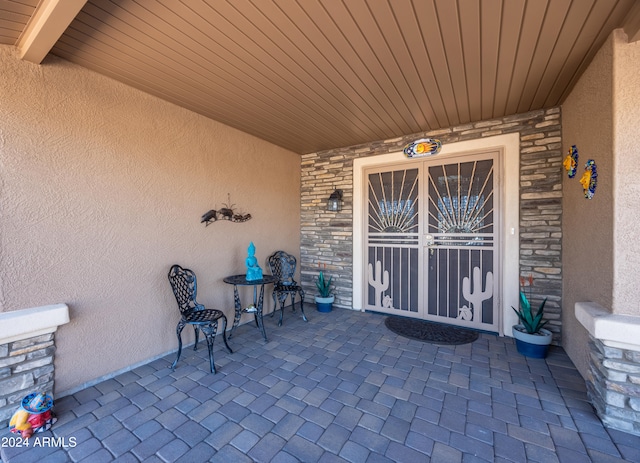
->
[327,189,343,211]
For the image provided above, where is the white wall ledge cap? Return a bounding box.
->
[0,303,70,345]
[576,301,640,350]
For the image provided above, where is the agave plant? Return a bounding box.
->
[316,270,333,298]
[512,275,548,334]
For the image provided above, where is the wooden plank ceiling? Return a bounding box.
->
[1,0,638,154]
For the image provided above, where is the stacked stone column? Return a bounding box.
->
[0,333,55,426]
[588,337,640,435]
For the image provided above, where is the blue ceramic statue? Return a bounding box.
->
[245,242,263,281]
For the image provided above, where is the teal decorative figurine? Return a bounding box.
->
[245,242,263,281]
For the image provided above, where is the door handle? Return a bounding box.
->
[426,234,435,256]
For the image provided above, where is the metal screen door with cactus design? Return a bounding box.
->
[365,151,500,332]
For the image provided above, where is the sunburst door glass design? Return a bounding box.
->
[426,159,496,329]
[367,168,419,313]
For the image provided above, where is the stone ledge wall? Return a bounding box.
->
[0,333,55,427]
[587,337,640,435]
[300,108,562,341]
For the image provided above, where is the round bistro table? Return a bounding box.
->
[223,274,277,342]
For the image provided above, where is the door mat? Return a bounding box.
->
[384,316,479,345]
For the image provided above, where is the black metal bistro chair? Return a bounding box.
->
[267,251,308,326]
[167,264,232,373]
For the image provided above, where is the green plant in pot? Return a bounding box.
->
[315,268,334,313]
[512,275,552,358]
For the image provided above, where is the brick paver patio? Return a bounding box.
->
[2,307,640,462]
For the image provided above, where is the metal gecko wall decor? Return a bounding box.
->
[201,195,252,226]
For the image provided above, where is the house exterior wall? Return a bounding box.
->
[300,109,563,340]
[563,29,640,435]
[562,28,640,371]
[612,30,640,314]
[561,30,615,379]
[0,45,301,395]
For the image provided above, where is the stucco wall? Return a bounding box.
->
[561,29,640,378]
[561,33,614,378]
[0,45,300,394]
[612,30,640,315]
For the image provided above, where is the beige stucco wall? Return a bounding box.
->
[562,29,640,377]
[561,33,615,377]
[612,30,640,315]
[0,45,300,394]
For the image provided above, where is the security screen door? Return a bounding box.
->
[364,151,500,332]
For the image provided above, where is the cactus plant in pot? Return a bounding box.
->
[315,268,334,313]
[512,275,552,358]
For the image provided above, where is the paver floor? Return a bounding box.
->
[3,307,640,462]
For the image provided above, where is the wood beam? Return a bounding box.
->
[17,0,87,64]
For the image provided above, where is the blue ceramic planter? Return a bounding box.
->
[315,295,334,313]
[514,338,548,358]
[512,325,552,359]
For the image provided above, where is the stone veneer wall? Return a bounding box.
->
[0,333,55,427]
[300,108,563,341]
[587,337,640,435]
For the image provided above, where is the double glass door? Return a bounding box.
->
[364,151,500,332]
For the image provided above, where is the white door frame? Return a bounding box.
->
[353,133,521,336]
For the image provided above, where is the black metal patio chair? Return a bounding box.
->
[167,264,232,373]
[267,251,308,326]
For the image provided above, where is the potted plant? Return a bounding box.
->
[512,275,552,358]
[315,268,334,312]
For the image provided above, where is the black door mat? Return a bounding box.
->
[385,316,480,345]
